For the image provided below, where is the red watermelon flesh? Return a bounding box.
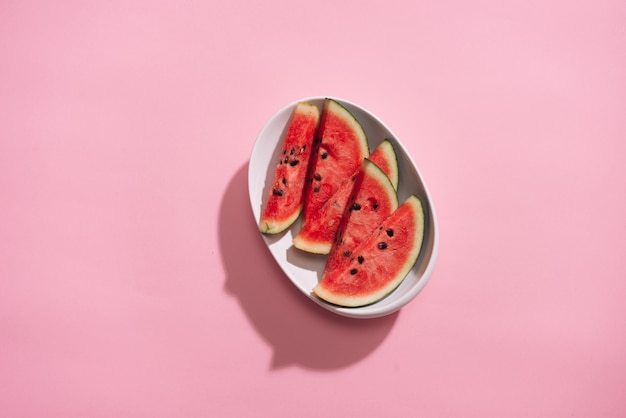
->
[259,102,320,234]
[292,139,399,254]
[322,159,398,277]
[313,195,425,307]
[301,99,369,226]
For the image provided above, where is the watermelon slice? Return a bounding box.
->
[301,99,369,226]
[292,139,399,254]
[369,139,398,191]
[313,195,426,307]
[259,102,320,234]
[323,158,399,277]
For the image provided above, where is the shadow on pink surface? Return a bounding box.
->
[221,163,397,370]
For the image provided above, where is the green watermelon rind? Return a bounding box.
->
[259,209,301,235]
[292,222,335,255]
[313,194,425,308]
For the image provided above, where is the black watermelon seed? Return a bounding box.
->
[386,228,394,237]
[351,203,361,211]
[281,178,286,185]
[373,202,379,210]
[378,242,388,250]
[314,173,321,181]
[284,157,289,164]
[343,250,351,257]
[283,150,287,155]
[321,152,328,159]
[301,145,306,152]
[350,269,358,275]
[313,187,320,193]
[289,160,299,166]
[273,189,284,196]
[357,256,364,264]
[290,148,295,155]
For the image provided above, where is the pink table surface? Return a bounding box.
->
[2,1,625,417]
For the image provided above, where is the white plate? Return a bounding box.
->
[248,97,439,319]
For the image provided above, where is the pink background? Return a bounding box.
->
[1,0,625,417]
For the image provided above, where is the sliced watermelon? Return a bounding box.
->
[371,139,398,191]
[301,99,369,226]
[259,102,320,234]
[322,159,399,277]
[292,139,399,254]
[313,195,426,307]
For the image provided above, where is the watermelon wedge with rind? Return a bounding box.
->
[313,195,426,307]
[301,99,369,226]
[259,102,320,234]
[370,139,398,191]
[323,159,399,277]
[292,139,399,254]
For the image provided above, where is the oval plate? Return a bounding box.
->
[248,97,439,319]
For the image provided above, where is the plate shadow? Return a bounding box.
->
[221,163,398,371]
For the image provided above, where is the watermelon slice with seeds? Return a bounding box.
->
[313,195,426,307]
[301,99,369,226]
[323,159,399,276]
[293,139,399,254]
[259,102,320,234]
